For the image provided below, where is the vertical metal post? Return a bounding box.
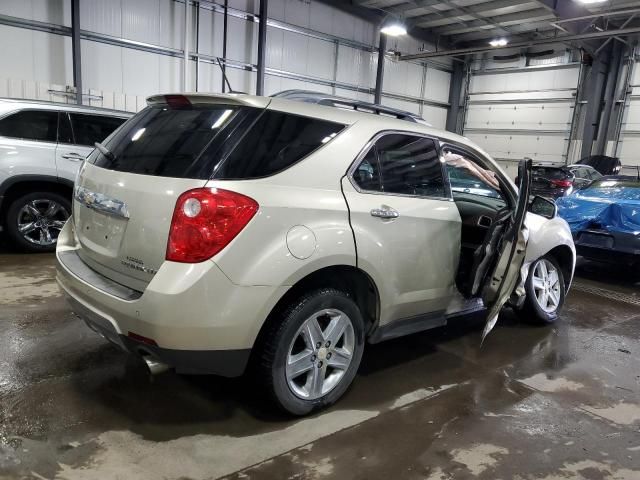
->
[256,0,268,96]
[581,52,608,159]
[374,33,387,105]
[71,0,82,104]
[613,46,636,157]
[566,60,585,164]
[459,60,472,136]
[446,61,464,133]
[595,42,625,156]
[332,40,339,96]
[222,0,228,92]
[194,1,200,92]
[418,63,427,117]
[184,0,190,91]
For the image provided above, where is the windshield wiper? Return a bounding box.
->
[94,142,115,161]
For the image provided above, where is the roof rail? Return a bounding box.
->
[271,90,426,124]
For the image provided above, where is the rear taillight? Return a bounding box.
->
[166,188,258,263]
[550,179,573,188]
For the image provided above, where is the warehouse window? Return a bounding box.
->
[0,110,58,143]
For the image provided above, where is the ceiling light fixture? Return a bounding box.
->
[489,38,509,47]
[578,0,607,4]
[381,18,407,36]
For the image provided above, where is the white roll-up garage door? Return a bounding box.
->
[463,65,580,178]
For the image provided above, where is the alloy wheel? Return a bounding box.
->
[531,258,562,314]
[17,199,69,246]
[285,308,355,400]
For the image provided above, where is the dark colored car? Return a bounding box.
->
[576,155,621,176]
[521,164,602,200]
[556,176,640,267]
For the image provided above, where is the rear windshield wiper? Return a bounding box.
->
[94,142,115,161]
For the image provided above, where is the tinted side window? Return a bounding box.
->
[0,110,58,142]
[376,134,445,197]
[70,113,126,146]
[352,148,381,191]
[589,168,602,180]
[57,112,74,144]
[213,110,345,179]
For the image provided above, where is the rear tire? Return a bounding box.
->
[5,191,71,253]
[521,255,565,324]
[256,288,365,416]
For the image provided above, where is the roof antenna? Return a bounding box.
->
[216,57,236,94]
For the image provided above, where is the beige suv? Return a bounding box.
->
[56,91,575,415]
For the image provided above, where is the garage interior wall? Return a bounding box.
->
[616,48,640,168]
[0,0,452,128]
[463,48,581,179]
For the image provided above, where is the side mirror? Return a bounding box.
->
[529,195,557,219]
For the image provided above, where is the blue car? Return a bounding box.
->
[556,176,640,267]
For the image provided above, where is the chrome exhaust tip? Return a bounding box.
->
[142,355,169,375]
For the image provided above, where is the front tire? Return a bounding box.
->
[521,255,565,324]
[257,288,365,416]
[6,192,71,253]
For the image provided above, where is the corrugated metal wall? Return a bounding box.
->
[464,53,580,178]
[0,0,452,127]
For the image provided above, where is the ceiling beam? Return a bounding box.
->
[316,0,451,48]
[451,21,555,44]
[431,9,555,36]
[533,0,596,34]
[410,0,540,27]
[401,25,640,59]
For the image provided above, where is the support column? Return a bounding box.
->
[446,61,465,133]
[222,0,228,92]
[183,0,190,91]
[71,0,82,105]
[595,42,625,156]
[256,0,268,96]
[374,33,387,105]
[580,52,608,159]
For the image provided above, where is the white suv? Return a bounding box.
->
[56,92,575,415]
[0,99,130,251]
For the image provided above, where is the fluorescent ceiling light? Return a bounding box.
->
[381,22,407,36]
[489,38,508,47]
[578,0,606,3]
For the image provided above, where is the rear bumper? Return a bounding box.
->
[574,229,640,265]
[530,187,571,199]
[67,293,251,375]
[56,220,288,376]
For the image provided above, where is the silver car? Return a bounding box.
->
[0,99,130,251]
[56,92,576,415]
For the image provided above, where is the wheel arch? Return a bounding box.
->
[0,175,73,220]
[544,244,575,290]
[252,264,380,355]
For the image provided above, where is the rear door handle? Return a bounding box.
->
[370,207,399,219]
[61,152,86,161]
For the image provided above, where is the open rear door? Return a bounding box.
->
[473,159,532,341]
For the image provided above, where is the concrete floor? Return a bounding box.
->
[0,249,639,480]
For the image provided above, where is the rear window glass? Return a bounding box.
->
[90,105,344,180]
[90,105,254,179]
[532,167,570,180]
